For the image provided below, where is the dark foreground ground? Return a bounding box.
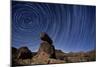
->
[12,46,96,66]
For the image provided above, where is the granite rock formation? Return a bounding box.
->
[34,32,56,59]
[35,41,56,59]
[31,32,66,64]
[17,47,32,59]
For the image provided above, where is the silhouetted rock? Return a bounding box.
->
[12,47,17,54]
[12,47,18,66]
[17,47,32,59]
[12,47,18,59]
[40,32,53,44]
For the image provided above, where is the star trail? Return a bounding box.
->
[12,1,96,52]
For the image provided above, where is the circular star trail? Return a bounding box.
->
[12,1,96,52]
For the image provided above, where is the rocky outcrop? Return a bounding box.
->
[17,47,32,59]
[40,32,53,44]
[55,49,66,60]
[12,47,18,66]
[35,41,56,59]
[12,47,18,59]
[34,32,56,59]
[31,32,65,64]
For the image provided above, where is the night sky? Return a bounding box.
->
[12,1,96,52]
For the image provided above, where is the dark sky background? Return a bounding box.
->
[12,1,96,52]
